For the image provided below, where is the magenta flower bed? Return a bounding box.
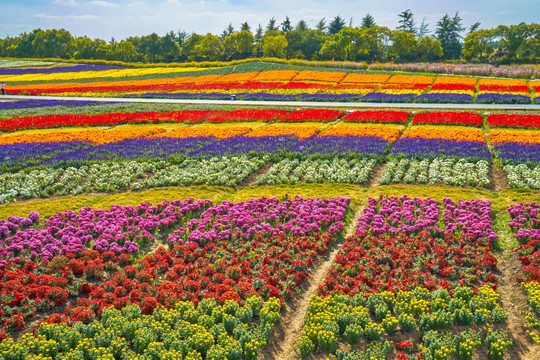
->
[356,195,497,241]
[168,196,350,243]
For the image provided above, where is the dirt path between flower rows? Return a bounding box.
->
[260,205,363,360]
[368,163,386,188]
[491,167,509,192]
[495,251,540,360]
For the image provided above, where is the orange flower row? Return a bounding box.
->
[293,70,346,83]
[489,129,540,145]
[478,78,528,87]
[341,73,391,84]
[253,70,299,81]
[387,74,435,85]
[321,124,403,142]
[247,124,321,139]
[0,126,167,145]
[157,125,253,139]
[403,126,486,143]
[433,76,478,86]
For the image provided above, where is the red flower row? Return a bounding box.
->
[318,231,497,297]
[430,84,476,91]
[487,113,540,129]
[479,85,531,93]
[412,111,483,126]
[343,110,410,124]
[278,109,344,122]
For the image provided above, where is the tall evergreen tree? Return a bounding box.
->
[468,21,481,35]
[240,22,251,33]
[418,17,430,37]
[281,16,292,32]
[296,20,309,32]
[221,23,235,40]
[435,12,465,59]
[328,16,346,35]
[266,17,278,32]
[397,9,416,33]
[361,14,376,28]
[316,18,327,32]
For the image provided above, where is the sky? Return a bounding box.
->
[0,0,538,40]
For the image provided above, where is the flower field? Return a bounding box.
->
[3,61,540,104]
[0,60,539,359]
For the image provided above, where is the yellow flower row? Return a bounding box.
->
[1,67,208,82]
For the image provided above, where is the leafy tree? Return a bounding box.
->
[435,12,465,59]
[319,39,345,60]
[415,36,443,60]
[328,16,346,35]
[361,14,376,29]
[109,40,138,62]
[31,28,74,59]
[180,33,203,61]
[193,33,224,61]
[462,28,495,60]
[262,35,288,58]
[496,22,532,60]
[281,16,292,32]
[389,30,417,60]
[286,29,325,59]
[397,9,416,34]
[160,33,181,62]
[224,30,255,59]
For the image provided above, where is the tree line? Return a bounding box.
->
[0,11,538,64]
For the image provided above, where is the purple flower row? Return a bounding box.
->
[167,196,350,244]
[493,142,540,165]
[0,198,211,265]
[356,195,497,241]
[131,91,534,104]
[0,99,100,110]
[0,196,350,265]
[391,138,491,161]
[0,64,123,75]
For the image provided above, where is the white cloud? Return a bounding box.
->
[90,0,118,7]
[166,0,180,3]
[52,0,76,5]
[36,13,98,20]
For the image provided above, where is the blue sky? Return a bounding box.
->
[1,0,538,40]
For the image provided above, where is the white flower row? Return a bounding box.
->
[0,156,265,204]
[504,164,540,189]
[381,157,490,188]
[257,158,376,185]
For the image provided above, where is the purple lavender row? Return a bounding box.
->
[290,135,388,157]
[46,136,215,166]
[356,195,497,241]
[0,99,100,109]
[493,142,540,164]
[133,91,533,104]
[391,138,491,161]
[188,135,299,157]
[0,141,90,172]
[0,64,124,75]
